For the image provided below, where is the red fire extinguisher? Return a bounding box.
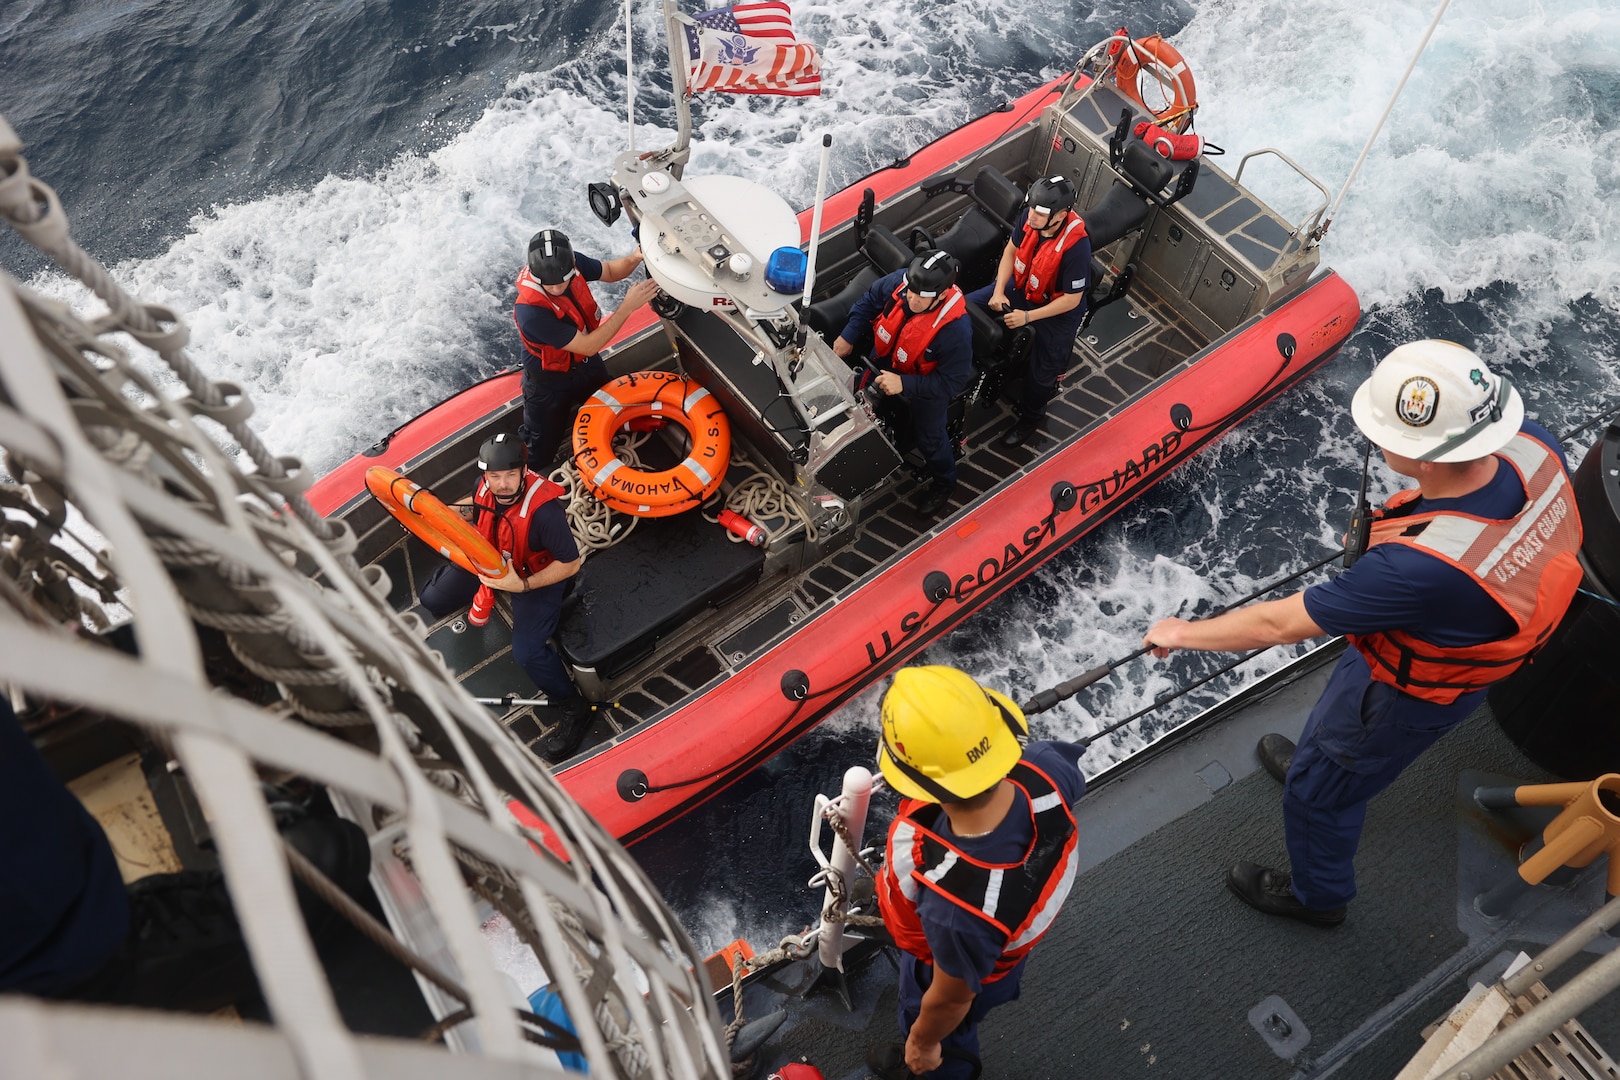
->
[717,508,766,546]
[768,1064,825,1080]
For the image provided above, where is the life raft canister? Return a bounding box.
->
[1110,29,1198,133]
[365,467,508,578]
[572,371,731,518]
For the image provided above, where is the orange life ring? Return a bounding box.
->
[365,466,507,578]
[1112,34,1198,133]
[572,371,731,518]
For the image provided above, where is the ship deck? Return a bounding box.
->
[734,645,1620,1079]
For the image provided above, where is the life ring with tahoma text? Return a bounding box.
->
[573,371,731,518]
[1110,32,1198,132]
[364,466,507,578]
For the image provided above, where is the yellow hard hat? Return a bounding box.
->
[876,666,1029,803]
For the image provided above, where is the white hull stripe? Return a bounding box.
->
[983,868,1005,921]
[684,386,711,413]
[592,459,625,487]
[592,389,626,415]
[683,458,713,487]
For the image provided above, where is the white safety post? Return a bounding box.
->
[817,765,873,972]
[624,0,636,152]
[661,0,693,157]
[801,133,833,308]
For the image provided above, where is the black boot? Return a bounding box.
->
[999,418,1040,448]
[1226,862,1346,927]
[912,478,957,517]
[1257,734,1296,783]
[542,696,594,762]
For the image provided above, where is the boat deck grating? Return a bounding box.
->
[381,279,1212,758]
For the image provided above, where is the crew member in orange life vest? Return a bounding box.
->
[1144,341,1583,927]
[867,666,1085,1080]
[833,251,973,517]
[514,229,660,466]
[416,434,595,762]
[966,175,1092,449]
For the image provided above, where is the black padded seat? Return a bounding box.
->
[1120,139,1175,196]
[1082,180,1153,252]
[556,510,765,679]
[804,267,879,340]
[933,166,1025,294]
[803,223,917,342]
[966,301,1004,370]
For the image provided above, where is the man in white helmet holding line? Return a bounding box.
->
[1143,340,1583,927]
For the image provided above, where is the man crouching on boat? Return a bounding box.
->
[514,228,660,467]
[970,174,1091,449]
[832,251,972,517]
[417,433,594,762]
[1142,341,1583,927]
[868,666,1085,1079]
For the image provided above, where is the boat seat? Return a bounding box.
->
[1082,179,1153,252]
[556,506,765,680]
[931,166,1025,294]
[1076,145,1173,328]
[802,223,914,342]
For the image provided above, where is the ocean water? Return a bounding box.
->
[4,0,1617,955]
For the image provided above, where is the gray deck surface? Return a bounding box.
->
[745,656,1620,1079]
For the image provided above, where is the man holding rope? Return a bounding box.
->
[1143,341,1582,927]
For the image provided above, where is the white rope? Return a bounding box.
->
[1318,0,1457,240]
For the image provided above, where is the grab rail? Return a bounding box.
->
[1232,148,1331,252]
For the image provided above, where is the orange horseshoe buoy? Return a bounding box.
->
[1112,33,1198,133]
[365,466,507,578]
[572,371,731,518]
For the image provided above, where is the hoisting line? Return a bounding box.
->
[1313,0,1457,243]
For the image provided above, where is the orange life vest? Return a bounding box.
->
[871,282,966,375]
[467,469,567,627]
[1350,432,1584,704]
[514,266,601,373]
[1011,211,1088,305]
[875,760,1078,984]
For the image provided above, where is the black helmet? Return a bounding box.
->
[478,433,526,472]
[903,250,959,298]
[1025,175,1078,217]
[527,228,575,285]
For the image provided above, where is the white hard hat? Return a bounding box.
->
[1349,340,1523,463]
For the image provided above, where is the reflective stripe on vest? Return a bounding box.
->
[514,266,601,373]
[871,283,966,376]
[473,470,566,576]
[875,760,1078,982]
[1350,432,1585,704]
[1011,211,1088,305]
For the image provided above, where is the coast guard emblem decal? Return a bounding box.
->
[1396,376,1439,427]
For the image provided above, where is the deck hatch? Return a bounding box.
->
[718,599,801,664]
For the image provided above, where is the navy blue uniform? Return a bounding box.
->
[419,497,582,702]
[841,268,973,485]
[1285,421,1567,909]
[898,740,1086,1079]
[516,252,608,466]
[0,697,129,996]
[966,209,1091,425]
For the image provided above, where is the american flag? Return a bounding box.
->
[684,2,822,97]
